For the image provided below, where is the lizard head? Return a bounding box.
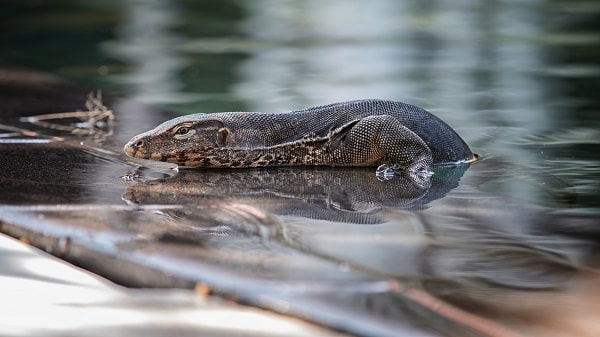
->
[123,115,232,167]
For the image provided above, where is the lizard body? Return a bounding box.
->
[123,99,476,173]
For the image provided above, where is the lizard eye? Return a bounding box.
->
[172,124,195,139]
[176,127,189,135]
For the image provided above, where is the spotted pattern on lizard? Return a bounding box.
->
[123,99,477,174]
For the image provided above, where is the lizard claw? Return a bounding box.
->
[375,164,401,181]
[375,163,433,181]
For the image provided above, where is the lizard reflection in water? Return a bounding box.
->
[123,166,464,226]
[123,99,477,177]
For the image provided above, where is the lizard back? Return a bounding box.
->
[124,99,475,169]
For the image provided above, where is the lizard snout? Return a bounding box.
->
[123,136,145,158]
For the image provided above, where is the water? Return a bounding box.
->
[0,1,599,337]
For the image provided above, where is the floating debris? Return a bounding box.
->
[121,173,141,181]
[20,91,114,140]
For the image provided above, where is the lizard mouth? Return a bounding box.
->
[123,137,147,158]
[123,143,135,157]
[123,140,169,163]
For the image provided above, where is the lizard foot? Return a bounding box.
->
[376,164,402,181]
[376,163,433,182]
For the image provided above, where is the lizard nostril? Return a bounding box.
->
[135,139,144,148]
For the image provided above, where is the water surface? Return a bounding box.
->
[0,1,599,337]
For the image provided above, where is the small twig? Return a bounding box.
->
[19,91,114,139]
[0,123,64,141]
[0,132,21,138]
[23,120,90,134]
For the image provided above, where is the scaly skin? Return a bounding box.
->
[123,99,477,173]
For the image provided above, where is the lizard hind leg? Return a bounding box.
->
[373,116,434,180]
[335,115,433,180]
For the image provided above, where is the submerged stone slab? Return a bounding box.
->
[0,233,356,337]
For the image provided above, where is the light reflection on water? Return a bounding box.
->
[0,1,599,337]
[102,0,188,105]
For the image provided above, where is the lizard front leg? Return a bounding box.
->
[329,115,433,178]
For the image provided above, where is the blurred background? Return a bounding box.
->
[0,1,597,111]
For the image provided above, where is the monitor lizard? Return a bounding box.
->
[123,99,477,176]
